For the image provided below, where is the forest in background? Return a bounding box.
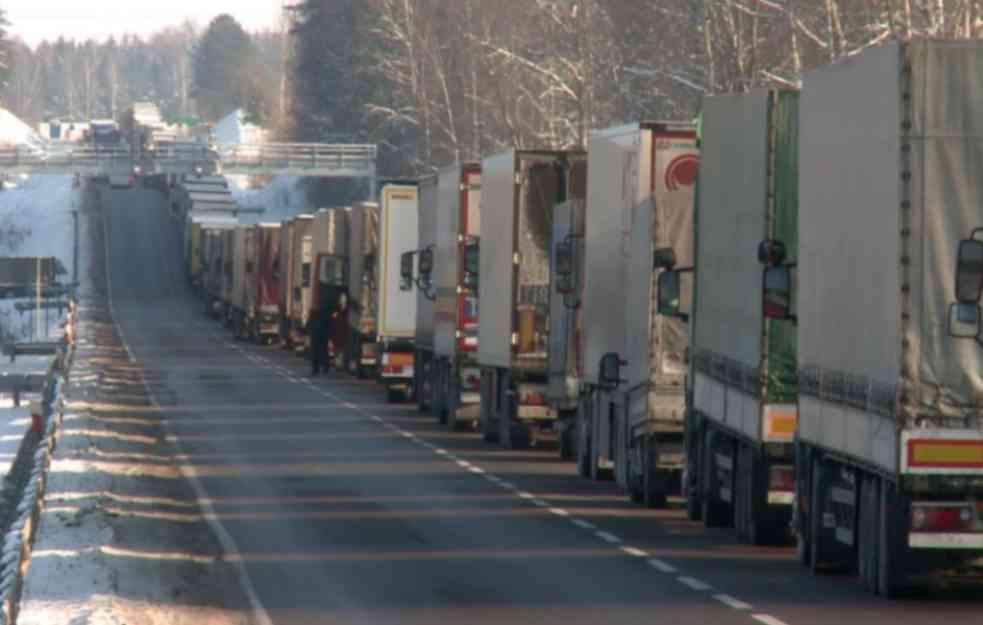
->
[0,1,981,193]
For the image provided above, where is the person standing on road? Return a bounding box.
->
[309,308,329,376]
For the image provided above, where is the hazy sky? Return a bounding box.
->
[4,1,285,47]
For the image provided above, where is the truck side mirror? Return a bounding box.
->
[418,247,434,278]
[948,302,982,339]
[657,270,684,319]
[763,265,794,321]
[555,240,575,295]
[599,352,625,390]
[463,240,480,290]
[758,239,787,266]
[956,238,983,302]
[653,247,677,270]
[400,251,415,292]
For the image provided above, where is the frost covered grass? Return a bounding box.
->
[0,175,76,342]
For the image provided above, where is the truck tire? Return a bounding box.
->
[857,472,879,593]
[559,420,576,461]
[877,479,910,598]
[735,443,767,545]
[701,429,732,528]
[643,436,668,509]
[577,413,591,478]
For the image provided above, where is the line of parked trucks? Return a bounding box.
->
[184,42,983,596]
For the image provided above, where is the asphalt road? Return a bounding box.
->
[100,187,983,624]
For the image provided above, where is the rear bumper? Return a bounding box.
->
[909,532,983,550]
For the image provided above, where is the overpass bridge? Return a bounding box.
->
[0,141,378,183]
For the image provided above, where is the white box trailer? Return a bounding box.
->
[428,164,481,429]
[278,218,294,341]
[479,150,586,448]
[377,184,419,399]
[794,40,983,595]
[414,176,439,411]
[673,92,798,543]
[219,228,236,320]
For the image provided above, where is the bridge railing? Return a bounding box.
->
[215,143,377,175]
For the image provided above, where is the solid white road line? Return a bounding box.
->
[677,576,712,592]
[549,508,569,517]
[572,519,596,530]
[713,594,752,610]
[647,558,677,573]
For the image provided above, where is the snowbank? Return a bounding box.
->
[0,108,43,149]
[0,175,77,341]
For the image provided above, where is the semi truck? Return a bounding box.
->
[230,224,257,340]
[790,40,983,595]
[220,228,236,323]
[185,214,236,290]
[595,123,699,507]
[349,201,379,377]
[659,94,798,539]
[547,191,587,459]
[413,176,438,412]
[283,215,314,351]
[202,229,226,316]
[310,208,352,368]
[425,164,482,429]
[578,124,695,486]
[378,184,419,401]
[252,223,282,343]
[479,150,586,448]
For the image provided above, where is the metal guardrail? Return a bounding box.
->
[0,142,378,178]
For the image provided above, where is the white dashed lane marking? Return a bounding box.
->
[620,546,647,558]
[595,531,621,544]
[751,615,792,625]
[677,576,712,592]
[571,519,596,530]
[713,594,752,611]
[647,558,677,573]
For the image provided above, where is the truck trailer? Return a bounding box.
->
[310,208,352,368]
[349,201,380,377]
[230,225,257,339]
[479,150,586,448]
[791,40,983,595]
[578,124,696,487]
[414,177,438,412]
[252,223,282,343]
[378,184,419,401]
[427,164,482,429]
[658,94,798,539]
[601,123,699,507]
[284,215,314,351]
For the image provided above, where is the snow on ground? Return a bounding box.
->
[0,175,77,341]
[0,107,43,149]
[229,174,312,225]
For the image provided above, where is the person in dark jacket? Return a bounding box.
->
[309,308,330,376]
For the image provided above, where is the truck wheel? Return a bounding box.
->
[643,436,668,509]
[577,415,591,478]
[701,429,732,528]
[877,479,910,598]
[559,421,576,461]
[857,472,879,593]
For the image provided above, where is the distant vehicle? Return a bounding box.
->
[108,174,133,188]
[88,120,123,148]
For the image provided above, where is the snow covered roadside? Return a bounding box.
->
[0,175,77,342]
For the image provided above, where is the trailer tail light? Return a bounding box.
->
[382,352,412,375]
[910,503,975,533]
[464,372,481,390]
[520,391,546,406]
[766,464,795,505]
